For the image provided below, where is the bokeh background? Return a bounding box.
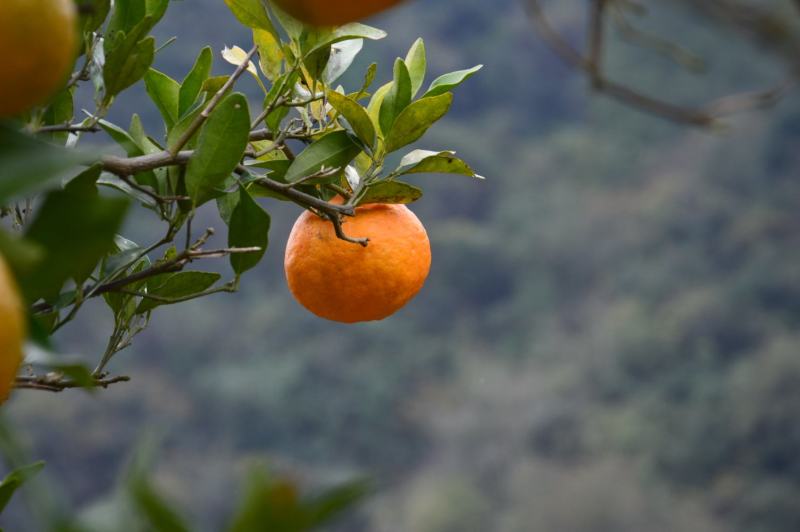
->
[4,0,800,530]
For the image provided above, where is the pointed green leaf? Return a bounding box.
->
[285,131,362,184]
[228,185,270,274]
[104,32,155,98]
[185,93,251,206]
[404,38,426,98]
[0,126,88,204]
[224,0,278,35]
[358,180,422,205]
[379,59,412,134]
[23,167,130,302]
[327,90,375,148]
[366,81,392,136]
[422,65,482,98]
[397,150,484,179]
[144,68,180,129]
[0,462,45,513]
[129,475,192,532]
[179,46,213,117]
[384,92,453,153]
[136,271,221,313]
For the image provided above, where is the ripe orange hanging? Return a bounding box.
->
[0,255,25,403]
[284,202,431,323]
[0,0,77,117]
[272,0,406,27]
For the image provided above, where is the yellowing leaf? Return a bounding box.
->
[221,45,259,79]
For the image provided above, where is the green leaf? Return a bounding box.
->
[167,105,205,152]
[80,0,112,33]
[422,64,483,98]
[144,68,180,129]
[107,0,168,35]
[284,131,361,184]
[379,58,412,134]
[0,126,88,204]
[384,92,453,153]
[0,462,45,513]
[136,271,221,313]
[185,93,251,206]
[253,29,283,81]
[397,150,484,179]
[366,82,392,136]
[327,90,375,148]
[228,185,270,275]
[304,479,371,528]
[224,0,277,35]
[227,468,303,532]
[0,229,44,276]
[129,475,192,532]
[358,180,422,205]
[22,166,130,302]
[404,38,427,98]
[40,88,74,144]
[104,31,156,98]
[179,46,213,117]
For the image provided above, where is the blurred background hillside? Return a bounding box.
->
[3,0,800,530]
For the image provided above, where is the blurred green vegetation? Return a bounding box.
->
[3,0,800,531]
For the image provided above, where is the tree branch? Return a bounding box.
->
[169,45,258,156]
[524,0,794,127]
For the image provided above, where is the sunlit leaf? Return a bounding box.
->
[422,64,483,98]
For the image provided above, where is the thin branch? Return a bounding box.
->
[15,374,130,392]
[36,124,100,134]
[524,0,794,127]
[169,45,258,156]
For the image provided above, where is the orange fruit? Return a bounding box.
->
[0,255,25,403]
[285,202,431,323]
[272,0,406,27]
[0,0,77,117]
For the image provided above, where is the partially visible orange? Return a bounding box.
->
[272,0,406,27]
[284,202,431,323]
[0,255,25,403]
[0,0,77,117]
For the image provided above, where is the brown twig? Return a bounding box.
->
[169,45,258,156]
[524,0,795,127]
[15,374,131,392]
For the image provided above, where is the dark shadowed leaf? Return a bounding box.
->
[358,180,422,205]
[228,185,270,275]
[23,166,130,302]
[136,271,221,313]
[0,126,89,203]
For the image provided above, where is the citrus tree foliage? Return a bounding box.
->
[0,0,482,526]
